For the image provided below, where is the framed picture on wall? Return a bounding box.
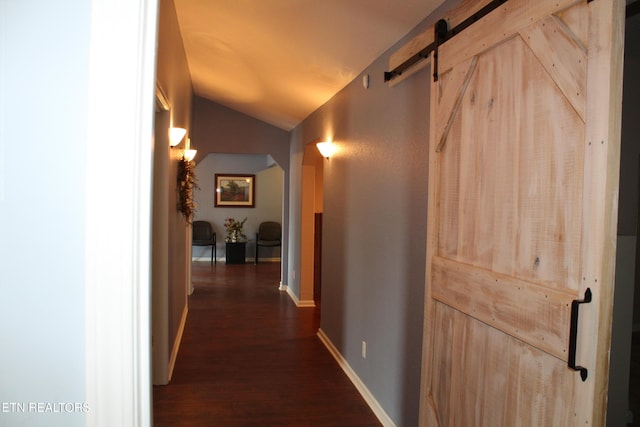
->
[215,174,255,207]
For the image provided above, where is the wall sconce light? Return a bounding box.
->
[183,149,197,162]
[183,138,197,161]
[169,127,186,147]
[316,141,336,159]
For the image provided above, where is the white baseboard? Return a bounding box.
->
[167,305,188,381]
[279,281,287,291]
[285,286,299,304]
[192,256,281,263]
[317,329,396,427]
[254,257,281,263]
[297,299,316,308]
[285,286,316,307]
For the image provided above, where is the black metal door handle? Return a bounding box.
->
[568,288,592,381]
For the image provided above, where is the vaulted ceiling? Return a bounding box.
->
[173,0,447,130]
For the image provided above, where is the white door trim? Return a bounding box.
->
[84,0,158,425]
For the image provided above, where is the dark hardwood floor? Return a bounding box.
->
[153,262,381,426]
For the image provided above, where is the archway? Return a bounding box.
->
[300,142,324,307]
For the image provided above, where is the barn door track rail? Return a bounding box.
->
[384,0,508,83]
[383,0,604,83]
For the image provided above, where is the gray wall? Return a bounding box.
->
[193,153,284,261]
[0,1,89,425]
[155,0,193,382]
[288,2,458,423]
[190,96,290,170]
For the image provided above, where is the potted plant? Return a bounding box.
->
[224,217,247,242]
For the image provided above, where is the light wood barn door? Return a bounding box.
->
[421,0,624,425]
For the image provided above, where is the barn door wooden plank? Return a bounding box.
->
[520,15,587,121]
[432,256,574,360]
[435,56,478,152]
[420,0,624,425]
[576,0,625,420]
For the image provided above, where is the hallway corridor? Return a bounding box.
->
[153,262,381,426]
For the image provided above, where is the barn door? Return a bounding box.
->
[421,0,624,425]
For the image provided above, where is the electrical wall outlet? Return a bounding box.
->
[362,341,367,359]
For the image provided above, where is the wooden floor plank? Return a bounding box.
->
[153,262,381,426]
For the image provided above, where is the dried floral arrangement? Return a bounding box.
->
[177,156,198,223]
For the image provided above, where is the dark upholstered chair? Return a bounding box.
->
[255,221,281,264]
[192,220,216,264]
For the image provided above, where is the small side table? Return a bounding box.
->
[225,241,246,264]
